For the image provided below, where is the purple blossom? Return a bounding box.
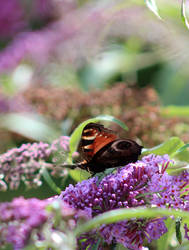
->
[184,224,189,240]
[0,136,70,190]
[0,0,25,39]
[100,218,167,249]
[0,1,107,72]
[0,95,9,112]
[0,197,48,249]
[0,90,33,113]
[0,196,83,250]
[31,0,55,19]
[60,154,189,249]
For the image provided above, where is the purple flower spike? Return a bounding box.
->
[0,196,87,250]
[61,154,189,249]
[0,136,70,190]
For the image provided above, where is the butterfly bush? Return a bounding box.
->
[0,154,189,249]
[0,0,25,39]
[60,154,189,249]
[0,136,69,190]
[0,196,89,250]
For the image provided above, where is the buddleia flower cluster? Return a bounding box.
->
[1,154,189,249]
[0,197,89,250]
[61,154,189,249]
[0,136,69,190]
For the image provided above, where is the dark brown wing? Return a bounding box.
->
[78,123,117,161]
[88,139,143,173]
[76,123,142,174]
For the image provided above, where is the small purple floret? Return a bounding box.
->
[61,154,189,249]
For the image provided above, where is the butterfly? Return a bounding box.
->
[68,122,143,174]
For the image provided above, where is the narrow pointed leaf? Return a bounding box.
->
[176,217,182,244]
[0,113,60,143]
[173,144,189,162]
[144,0,162,20]
[42,168,61,194]
[142,137,184,156]
[74,207,189,236]
[181,0,189,30]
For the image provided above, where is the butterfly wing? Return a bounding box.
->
[78,123,117,161]
[92,139,142,168]
[76,122,142,174]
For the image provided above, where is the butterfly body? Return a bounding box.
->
[74,123,142,173]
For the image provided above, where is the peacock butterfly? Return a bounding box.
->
[71,122,142,173]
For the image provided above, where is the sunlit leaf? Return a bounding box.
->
[69,169,90,182]
[0,113,60,143]
[144,0,162,20]
[68,115,128,163]
[166,161,189,176]
[173,144,189,162]
[157,218,175,250]
[74,207,189,236]
[181,0,189,30]
[142,137,184,156]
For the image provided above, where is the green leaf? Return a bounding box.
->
[157,218,175,250]
[166,161,189,176]
[175,217,182,244]
[181,0,189,30]
[115,244,128,250]
[0,113,60,143]
[142,137,185,156]
[91,239,102,250]
[42,168,61,194]
[173,144,189,162]
[176,143,189,153]
[144,0,162,20]
[74,207,189,237]
[68,115,128,163]
[161,105,189,117]
[69,169,90,182]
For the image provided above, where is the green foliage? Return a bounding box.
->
[69,168,90,182]
[173,144,189,162]
[161,106,189,118]
[42,168,61,194]
[176,217,182,244]
[74,208,189,237]
[1,0,189,247]
[144,0,162,20]
[0,113,61,143]
[142,137,185,157]
[181,0,189,29]
[157,218,175,250]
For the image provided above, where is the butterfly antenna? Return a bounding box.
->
[61,160,88,170]
[61,163,77,169]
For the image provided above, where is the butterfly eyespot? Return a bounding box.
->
[76,122,142,173]
[108,147,116,153]
[117,141,132,150]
